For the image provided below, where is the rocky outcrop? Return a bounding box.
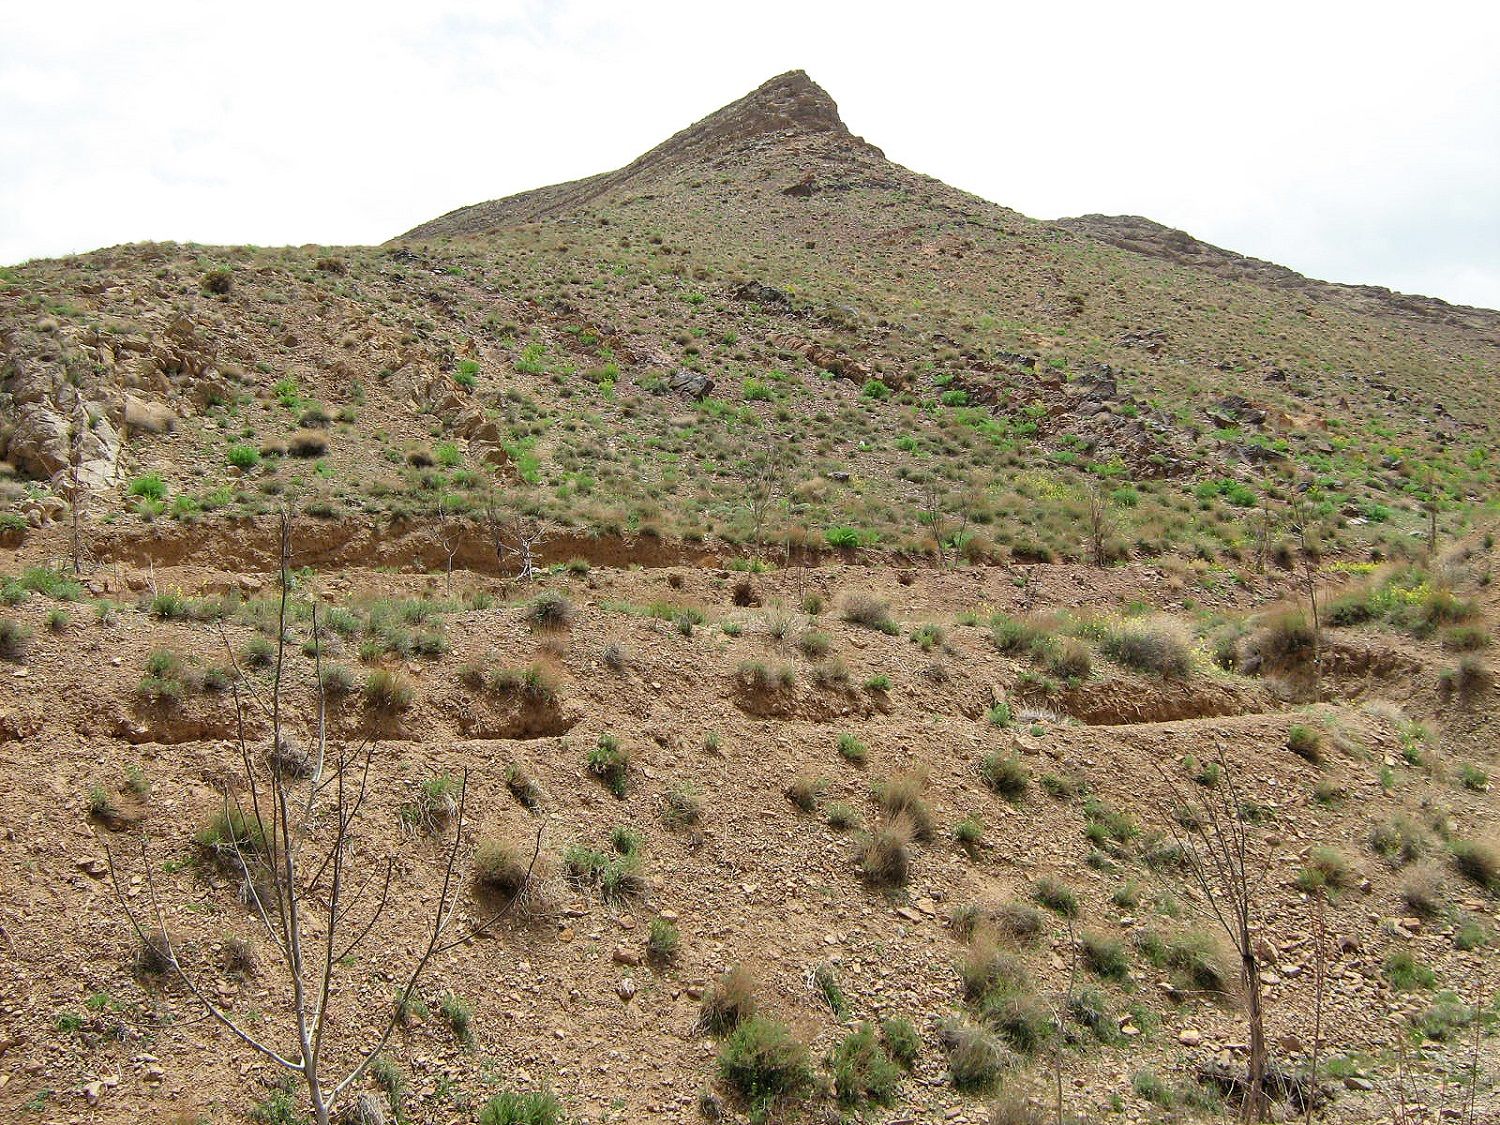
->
[1,327,122,490]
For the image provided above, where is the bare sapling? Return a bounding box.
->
[99,510,539,1124]
[1152,750,1276,1121]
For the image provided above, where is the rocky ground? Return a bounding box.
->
[0,518,1494,1124]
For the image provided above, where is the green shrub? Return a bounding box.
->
[960,941,1028,1001]
[1400,866,1449,917]
[941,1022,1011,1092]
[318,663,356,697]
[811,961,847,1018]
[587,734,629,797]
[1383,951,1436,991]
[836,732,867,764]
[881,1016,920,1068]
[195,805,269,865]
[1081,932,1130,980]
[825,801,860,830]
[128,473,167,501]
[242,636,276,668]
[1412,994,1478,1042]
[364,669,414,712]
[398,774,459,835]
[717,1016,812,1120]
[872,771,933,838]
[700,965,757,1034]
[785,773,825,812]
[491,662,559,703]
[1068,987,1119,1045]
[1454,915,1489,951]
[825,526,862,550]
[1042,636,1092,680]
[473,838,531,897]
[1083,796,1139,844]
[954,814,984,849]
[829,1022,901,1106]
[797,630,831,659]
[504,762,542,809]
[978,988,1053,1055]
[478,1089,563,1125]
[1136,929,1232,994]
[842,592,897,633]
[647,917,679,963]
[661,781,703,829]
[227,444,261,470]
[1254,609,1316,663]
[148,590,189,620]
[439,991,473,1043]
[990,614,1046,654]
[1286,723,1323,763]
[992,901,1045,944]
[980,751,1028,800]
[0,617,33,660]
[17,566,83,601]
[1032,876,1078,917]
[1299,846,1354,893]
[1370,815,1427,865]
[736,660,796,691]
[857,818,912,886]
[526,590,575,630]
[1458,764,1489,792]
[1132,1069,1173,1106]
[1442,624,1489,652]
[1450,838,1500,891]
[201,266,232,294]
[1102,619,1192,678]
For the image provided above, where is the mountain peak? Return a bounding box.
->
[399,70,877,237]
[618,69,866,177]
[691,69,849,143]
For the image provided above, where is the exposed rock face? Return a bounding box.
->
[1,327,122,490]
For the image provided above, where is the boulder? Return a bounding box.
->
[667,370,715,400]
[124,394,177,435]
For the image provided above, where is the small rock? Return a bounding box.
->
[1178,1029,1202,1047]
[612,946,642,967]
[616,977,636,1002]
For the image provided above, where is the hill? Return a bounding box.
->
[0,70,1495,1125]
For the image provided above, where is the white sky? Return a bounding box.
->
[4,1,1498,310]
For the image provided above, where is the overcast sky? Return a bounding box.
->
[4,1,1497,310]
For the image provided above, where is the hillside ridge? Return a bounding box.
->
[1053,212,1500,333]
